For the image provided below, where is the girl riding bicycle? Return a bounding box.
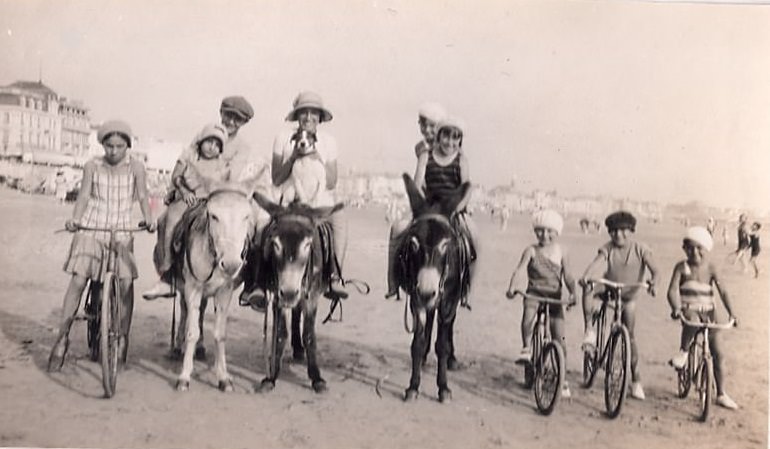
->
[506,209,577,397]
[580,210,659,400]
[49,120,155,370]
[667,226,738,410]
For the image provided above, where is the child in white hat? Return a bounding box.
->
[506,209,577,397]
[667,226,738,410]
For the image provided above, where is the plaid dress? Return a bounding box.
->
[63,156,140,280]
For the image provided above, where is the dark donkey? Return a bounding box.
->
[398,174,471,403]
[251,192,343,393]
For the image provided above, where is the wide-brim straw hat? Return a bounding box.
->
[285,91,333,123]
[97,120,133,148]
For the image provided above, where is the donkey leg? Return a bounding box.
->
[172,291,187,359]
[405,307,427,401]
[423,308,435,367]
[212,289,233,392]
[302,305,326,393]
[291,307,304,362]
[177,288,202,391]
[194,297,208,361]
[260,305,288,392]
[436,304,458,403]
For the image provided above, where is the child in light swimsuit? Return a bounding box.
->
[667,226,738,410]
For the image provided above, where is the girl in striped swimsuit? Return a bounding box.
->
[414,116,476,307]
[667,226,738,409]
[49,120,155,370]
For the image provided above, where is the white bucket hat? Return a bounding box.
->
[685,226,714,252]
[532,209,564,235]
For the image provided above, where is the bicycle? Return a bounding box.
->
[581,278,650,418]
[675,315,735,422]
[513,290,572,415]
[47,223,149,398]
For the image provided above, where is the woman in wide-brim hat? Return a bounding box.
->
[284,91,333,123]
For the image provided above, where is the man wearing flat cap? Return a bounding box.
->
[144,95,269,300]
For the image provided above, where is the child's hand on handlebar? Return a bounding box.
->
[646,280,656,297]
[139,220,157,233]
[64,219,80,232]
[505,289,516,300]
[670,308,681,320]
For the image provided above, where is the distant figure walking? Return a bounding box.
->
[749,222,762,278]
[728,214,751,271]
[500,205,510,231]
[706,216,716,236]
[54,170,68,203]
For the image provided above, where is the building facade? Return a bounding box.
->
[0,80,90,161]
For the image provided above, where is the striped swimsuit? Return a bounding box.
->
[679,263,715,313]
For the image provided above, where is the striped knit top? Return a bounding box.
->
[424,151,462,202]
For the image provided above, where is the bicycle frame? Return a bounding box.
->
[515,290,568,415]
[679,316,734,421]
[583,278,649,418]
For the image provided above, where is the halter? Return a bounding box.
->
[401,212,456,333]
[185,188,252,283]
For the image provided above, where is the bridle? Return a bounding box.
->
[402,213,457,333]
[185,188,252,283]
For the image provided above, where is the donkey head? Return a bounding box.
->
[253,192,343,309]
[188,164,266,278]
[400,173,470,308]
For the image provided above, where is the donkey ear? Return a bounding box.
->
[402,173,426,215]
[252,190,284,217]
[311,201,345,219]
[442,181,471,215]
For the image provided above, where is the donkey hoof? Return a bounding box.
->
[312,380,327,394]
[175,380,190,392]
[447,358,463,371]
[218,379,234,392]
[404,388,419,402]
[194,346,207,361]
[167,347,183,361]
[438,388,453,403]
[258,378,275,393]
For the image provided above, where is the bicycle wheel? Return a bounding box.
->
[678,341,699,398]
[524,326,541,390]
[582,309,605,388]
[604,326,631,418]
[698,357,712,422]
[99,273,120,398]
[534,341,565,415]
[85,282,100,362]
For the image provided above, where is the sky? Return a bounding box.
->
[1,0,769,212]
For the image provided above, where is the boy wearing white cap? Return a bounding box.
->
[667,226,738,409]
[506,209,577,397]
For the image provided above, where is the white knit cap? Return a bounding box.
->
[685,226,713,252]
[418,102,447,123]
[532,209,564,235]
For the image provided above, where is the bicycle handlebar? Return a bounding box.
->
[512,290,571,306]
[679,317,736,329]
[73,224,150,233]
[583,278,650,290]
[57,223,151,234]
